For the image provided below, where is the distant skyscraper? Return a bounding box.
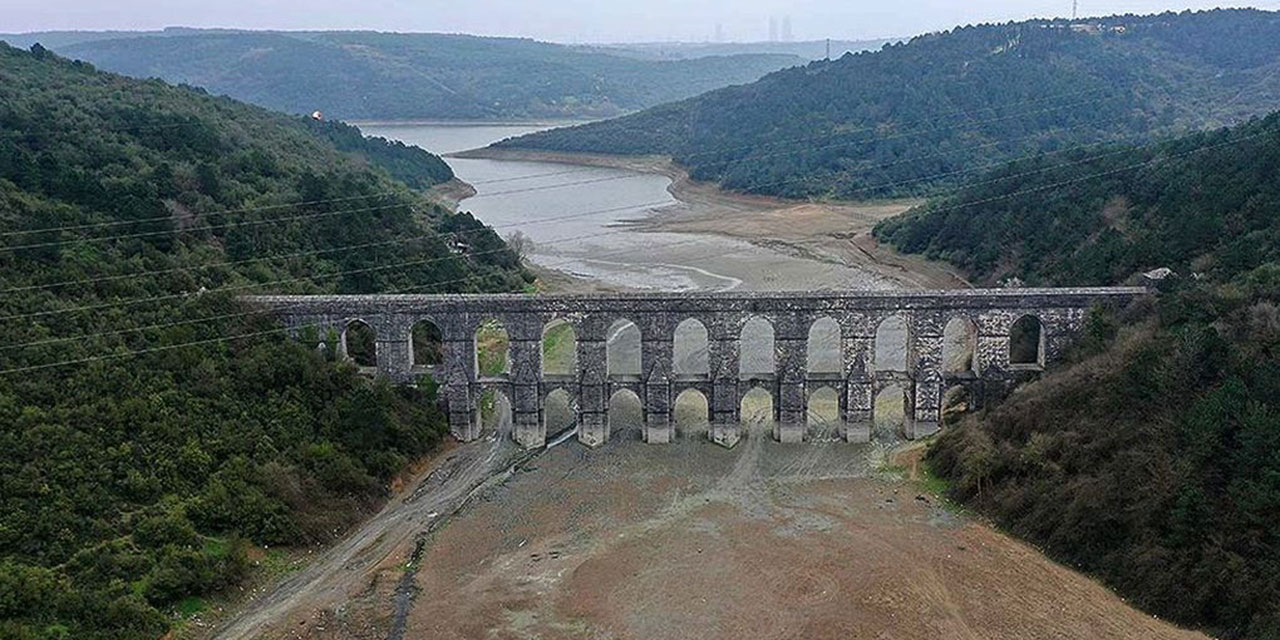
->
[769,17,779,42]
[782,16,793,42]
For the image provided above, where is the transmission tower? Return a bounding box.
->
[1073,0,1079,20]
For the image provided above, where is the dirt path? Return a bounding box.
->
[206,438,525,640]
[455,148,970,290]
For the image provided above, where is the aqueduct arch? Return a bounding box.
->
[248,288,1146,449]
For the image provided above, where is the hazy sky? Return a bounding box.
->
[5,0,1273,42]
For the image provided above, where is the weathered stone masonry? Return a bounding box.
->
[245,288,1147,449]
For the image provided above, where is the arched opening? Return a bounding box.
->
[673,318,709,376]
[875,315,908,372]
[1010,315,1044,367]
[807,386,841,440]
[343,320,377,368]
[543,389,575,435]
[475,319,510,378]
[674,389,710,437]
[607,319,642,377]
[942,385,970,428]
[411,320,444,369]
[740,387,775,433]
[740,316,776,377]
[542,319,577,377]
[942,317,977,374]
[476,389,512,435]
[607,389,643,440]
[874,385,908,439]
[807,317,842,375]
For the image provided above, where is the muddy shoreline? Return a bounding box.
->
[455,147,970,291]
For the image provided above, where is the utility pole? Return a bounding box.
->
[826,38,831,61]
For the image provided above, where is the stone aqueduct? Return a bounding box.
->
[247,288,1147,449]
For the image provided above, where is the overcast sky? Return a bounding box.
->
[5,0,1273,42]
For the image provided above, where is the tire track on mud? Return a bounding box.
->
[385,422,580,640]
[211,438,530,640]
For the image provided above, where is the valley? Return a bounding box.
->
[191,124,1197,640]
[4,6,1280,640]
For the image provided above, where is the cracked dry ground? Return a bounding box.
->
[269,430,1207,640]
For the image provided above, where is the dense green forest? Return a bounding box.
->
[875,113,1280,285]
[0,29,802,121]
[500,9,1280,200]
[0,43,527,639]
[875,95,1280,637]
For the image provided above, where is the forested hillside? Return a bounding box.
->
[0,43,527,639]
[875,100,1280,637]
[875,113,1280,286]
[499,9,1280,200]
[10,30,802,121]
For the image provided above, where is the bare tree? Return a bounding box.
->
[506,231,535,261]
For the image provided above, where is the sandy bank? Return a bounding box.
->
[426,177,477,212]
[456,147,970,291]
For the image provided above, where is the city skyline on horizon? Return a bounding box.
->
[3,1,1271,44]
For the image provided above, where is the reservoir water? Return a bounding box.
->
[358,122,893,292]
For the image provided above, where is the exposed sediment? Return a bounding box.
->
[454,147,969,291]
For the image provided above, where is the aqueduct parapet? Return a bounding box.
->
[246,288,1146,448]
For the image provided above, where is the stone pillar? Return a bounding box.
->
[509,313,546,449]
[577,315,609,448]
[1043,307,1086,366]
[909,312,946,439]
[442,316,478,442]
[975,310,1015,375]
[708,313,741,448]
[775,313,808,444]
[640,313,674,444]
[375,314,415,383]
[843,313,876,443]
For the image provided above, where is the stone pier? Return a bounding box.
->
[247,288,1146,449]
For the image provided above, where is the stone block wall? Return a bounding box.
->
[248,287,1145,449]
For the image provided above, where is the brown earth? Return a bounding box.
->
[206,410,1211,640]
[395,432,1207,640]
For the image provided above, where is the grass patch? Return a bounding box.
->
[541,322,576,374]
[176,597,206,618]
[476,322,510,377]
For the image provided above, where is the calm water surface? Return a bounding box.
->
[358,122,891,293]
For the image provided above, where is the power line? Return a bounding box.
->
[0,89,1118,253]
[0,228,779,375]
[0,117,1126,295]
[0,202,414,252]
[0,191,408,238]
[2,125,1259,373]
[0,102,1198,308]
[0,79,1226,321]
[0,220,731,353]
[0,200,670,294]
[0,198,671,323]
[0,166,603,240]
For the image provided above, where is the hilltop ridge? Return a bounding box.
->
[497,9,1280,199]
